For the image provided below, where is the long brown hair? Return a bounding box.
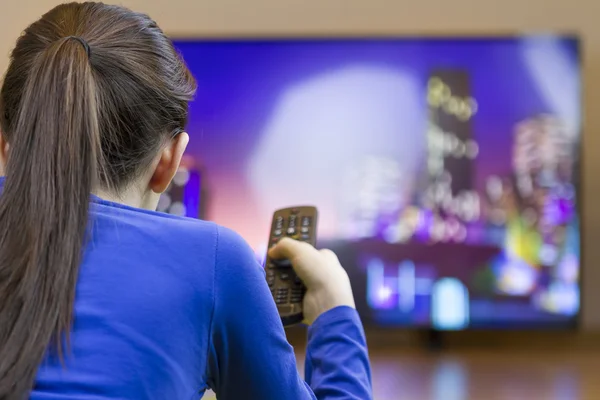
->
[0,3,196,397]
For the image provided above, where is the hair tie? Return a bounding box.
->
[65,36,91,58]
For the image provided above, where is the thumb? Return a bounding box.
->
[268,237,319,281]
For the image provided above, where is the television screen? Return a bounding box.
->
[171,37,581,329]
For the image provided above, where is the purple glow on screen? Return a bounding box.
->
[174,36,581,329]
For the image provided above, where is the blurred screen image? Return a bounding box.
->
[172,37,581,329]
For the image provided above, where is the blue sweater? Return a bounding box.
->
[0,179,372,399]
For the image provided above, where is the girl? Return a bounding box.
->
[0,2,371,399]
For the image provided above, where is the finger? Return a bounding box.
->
[319,248,338,263]
[268,237,320,278]
[268,237,309,259]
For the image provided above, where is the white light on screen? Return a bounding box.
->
[521,37,580,140]
[377,286,392,302]
[497,256,538,296]
[486,176,503,202]
[398,261,416,312]
[431,278,469,330]
[246,65,425,239]
[367,259,386,308]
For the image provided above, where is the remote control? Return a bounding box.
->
[265,206,318,326]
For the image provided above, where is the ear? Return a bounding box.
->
[149,132,189,194]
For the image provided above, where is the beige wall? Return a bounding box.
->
[1,0,599,329]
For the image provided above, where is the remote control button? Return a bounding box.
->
[275,216,284,229]
[267,278,275,287]
[273,229,282,236]
[301,216,311,227]
[300,234,310,241]
[301,226,309,234]
[267,270,275,277]
[275,288,289,304]
[288,215,297,227]
[286,227,296,235]
[280,271,290,281]
[293,276,303,285]
[290,287,304,303]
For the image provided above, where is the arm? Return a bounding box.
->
[305,307,372,399]
[206,226,372,400]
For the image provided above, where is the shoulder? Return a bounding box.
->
[90,198,222,273]
[210,226,273,329]
[214,225,262,276]
[215,225,256,259]
[90,197,263,281]
[91,196,219,240]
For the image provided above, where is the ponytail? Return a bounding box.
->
[0,37,100,397]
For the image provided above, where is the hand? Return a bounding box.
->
[268,238,355,325]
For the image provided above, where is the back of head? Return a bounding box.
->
[0,2,196,397]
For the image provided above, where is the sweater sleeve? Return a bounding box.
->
[206,226,372,400]
[305,306,372,399]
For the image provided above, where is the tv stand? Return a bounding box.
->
[424,328,445,352]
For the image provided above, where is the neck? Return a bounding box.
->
[94,187,159,211]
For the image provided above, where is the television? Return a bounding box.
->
[169,36,581,330]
